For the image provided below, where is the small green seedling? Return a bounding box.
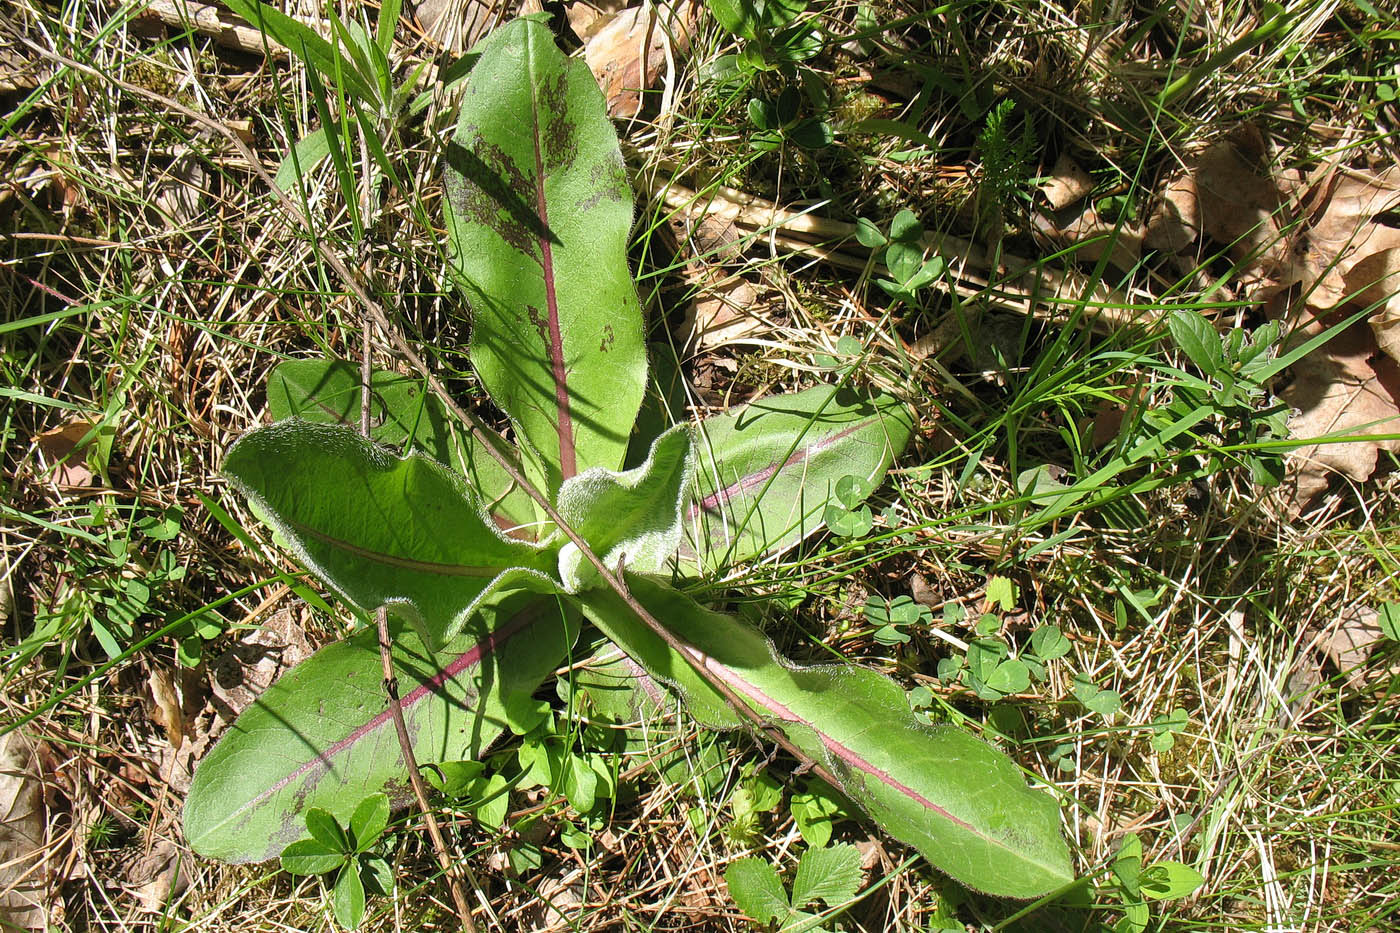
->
[1164,309,1287,485]
[1104,833,1206,933]
[726,843,863,932]
[789,779,849,847]
[1073,672,1123,717]
[1149,708,1190,753]
[863,593,931,646]
[424,760,511,831]
[279,794,392,930]
[747,86,833,151]
[707,0,822,73]
[854,209,946,304]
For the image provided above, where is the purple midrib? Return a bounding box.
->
[234,606,540,817]
[289,518,504,577]
[680,645,979,836]
[689,419,873,520]
[528,59,576,482]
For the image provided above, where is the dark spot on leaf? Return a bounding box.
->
[539,72,575,170]
[526,305,549,343]
[446,135,557,261]
[599,323,615,353]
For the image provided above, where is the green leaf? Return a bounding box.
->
[577,575,1073,898]
[333,861,366,929]
[265,361,542,538]
[305,808,349,852]
[471,773,512,830]
[787,116,833,150]
[1168,310,1224,377]
[224,421,551,643]
[985,659,1030,694]
[1029,624,1070,660]
[854,216,886,249]
[223,0,375,102]
[275,126,334,191]
[725,858,789,923]
[791,786,841,847]
[681,386,913,573]
[358,855,394,897]
[183,584,577,863]
[350,794,389,851]
[1072,673,1122,716]
[1140,861,1205,900]
[1379,602,1400,641]
[791,843,862,909]
[708,0,761,40]
[888,208,921,242]
[985,575,1017,610]
[556,425,694,592]
[280,839,345,876]
[445,18,646,496]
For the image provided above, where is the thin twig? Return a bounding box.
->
[27,34,841,801]
[360,299,480,932]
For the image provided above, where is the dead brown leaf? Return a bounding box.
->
[208,607,312,721]
[1279,322,1400,510]
[1144,169,1200,254]
[1039,152,1093,211]
[0,731,48,931]
[1144,125,1304,281]
[583,2,695,119]
[1033,203,1143,273]
[127,840,191,913]
[1313,604,1395,691]
[148,667,187,750]
[675,259,770,353]
[33,419,100,487]
[1294,167,1400,312]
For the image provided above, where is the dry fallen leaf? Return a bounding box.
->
[148,667,187,750]
[679,272,764,351]
[34,419,100,487]
[584,2,695,119]
[208,607,312,721]
[1039,151,1094,211]
[1144,169,1200,254]
[127,840,191,914]
[0,731,48,931]
[1279,322,1400,510]
[1295,166,1400,312]
[1033,203,1143,273]
[1313,603,1396,691]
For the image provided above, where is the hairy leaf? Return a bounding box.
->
[266,360,541,539]
[577,575,1073,898]
[224,421,551,642]
[791,843,862,910]
[725,858,788,924]
[184,582,576,862]
[556,424,694,592]
[445,17,646,496]
[681,386,913,572]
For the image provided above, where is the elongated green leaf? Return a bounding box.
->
[184,581,576,862]
[555,425,694,592]
[224,421,551,642]
[576,575,1072,898]
[274,126,334,191]
[265,361,542,539]
[681,386,913,572]
[444,17,646,496]
[222,0,375,102]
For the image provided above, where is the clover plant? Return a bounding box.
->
[182,17,1071,900]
